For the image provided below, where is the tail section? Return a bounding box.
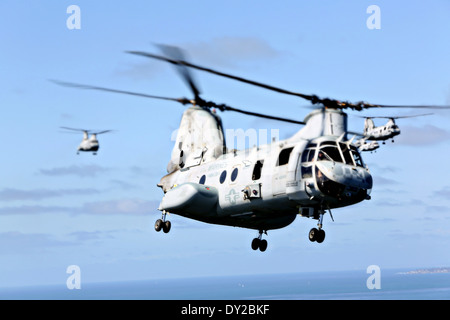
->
[166,106,226,173]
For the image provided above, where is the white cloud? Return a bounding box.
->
[0,188,100,202]
[0,199,160,216]
[116,37,281,81]
[183,36,280,69]
[0,232,74,254]
[39,164,110,178]
[394,125,450,146]
[80,199,159,215]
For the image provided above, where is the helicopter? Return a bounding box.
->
[60,127,113,155]
[354,137,380,153]
[359,113,432,144]
[52,45,450,252]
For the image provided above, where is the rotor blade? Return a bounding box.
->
[156,44,202,100]
[51,79,302,124]
[213,104,305,125]
[355,113,434,119]
[92,130,114,135]
[127,50,450,111]
[60,126,89,133]
[360,104,450,110]
[50,80,193,105]
[126,50,317,102]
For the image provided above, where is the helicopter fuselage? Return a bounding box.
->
[158,134,372,231]
[363,118,400,141]
[77,134,99,153]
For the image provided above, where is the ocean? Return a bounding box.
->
[1,268,449,300]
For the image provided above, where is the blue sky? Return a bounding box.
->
[0,0,449,288]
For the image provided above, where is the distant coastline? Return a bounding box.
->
[398,267,450,275]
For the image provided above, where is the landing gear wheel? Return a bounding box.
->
[316,229,325,243]
[155,211,171,234]
[309,228,325,243]
[309,228,318,242]
[163,220,171,233]
[155,219,163,232]
[251,238,260,250]
[251,230,268,252]
[259,239,268,252]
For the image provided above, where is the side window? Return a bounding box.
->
[252,160,264,180]
[277,147,294,166]
[231,168,238,182]
[199,175,206,185]
[301,166,313,178]
[219,170,227,184]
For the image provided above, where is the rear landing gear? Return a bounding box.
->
[251,230,268,252]
[309,228,325,243]
[155,211,171,233]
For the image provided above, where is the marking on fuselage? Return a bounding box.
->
[225,189,240,205]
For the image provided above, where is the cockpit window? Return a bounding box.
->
[339,142,354,165]
[350,146,364,167]
[318,146,342,163]
[320,141,336,147]
[301,148,316,163]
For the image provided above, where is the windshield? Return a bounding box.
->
[350,146,364,167]
[317,141,343,163]
[339,142,354,165]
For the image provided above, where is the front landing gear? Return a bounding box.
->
[309,211,327,243]
[251,230,268,252]
[155,211,171,234]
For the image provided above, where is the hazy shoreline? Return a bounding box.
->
[397,267,450,275]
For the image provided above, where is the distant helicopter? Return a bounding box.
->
[60,127,113,155]
[359,114,432,144]
[52,45,450,252]
[354,137,380,153]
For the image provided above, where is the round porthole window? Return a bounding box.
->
[199,175,206,185]
[231,168,238,182]
[219,170,227,184]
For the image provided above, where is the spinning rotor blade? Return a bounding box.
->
[361,104,450,110]
[127,50,315,102]
[157,44,202,101]
[92,130,114,135]
[50,80,193,105]
[51,81,305,125]
[60,127,114,135]
[127,49,450,111]
[357,113,434,119]
[60,126,89,133]
[217,105,305,125]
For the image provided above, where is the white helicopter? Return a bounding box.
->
[53,45,450,252]
[354,137,380,153]
[60,127,113,155]
[359,114,432,144]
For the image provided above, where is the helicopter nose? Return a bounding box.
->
[315,162,372,201]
